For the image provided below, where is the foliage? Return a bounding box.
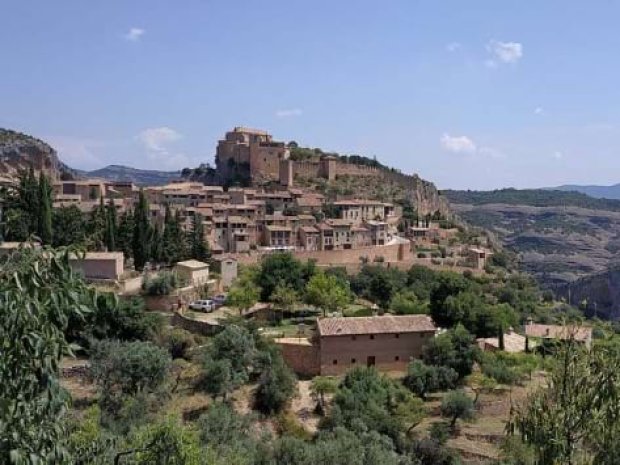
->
[189,213,210,262]
[423,325,480,379]
[200,325,257,399]
[310,376,339,414]
[403,360,458,400]
[270,281,299,318]
[254,354,297,414]
[226,271,260,315]
[53,205,87,247]
[440,390,475,428]
[0,248,96,464]
[509,341,620,465]
[89,340,171,429]
[305,271,350,317]
[197,402,256,458]
[67,295,162,348]
[158,327,196,360]
[132,189,152,270]
[321,367,425,444]
[256,252,315,301]
[142,271,185,296]
[350,264,407,308]
[390,290,428,315]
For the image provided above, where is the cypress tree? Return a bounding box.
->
[117,210,134,260]
[190,213,210,262]
[498,323,505,351]
[150,222,163,264]
[132,190,151,271]
[105,198,117,252]
[37,172,53,244]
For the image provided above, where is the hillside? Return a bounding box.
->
[446,188,620,319]
[77,165,181,186]
[0,128,65,180]
[547,183,620,200]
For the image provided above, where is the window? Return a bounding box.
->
[332,359,338,365]
[395,334,400,339]
[351,358,356,364]
[351,335,357,341]
[395,356,400,362]
[370,335,375,340]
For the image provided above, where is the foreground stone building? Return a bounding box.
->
[277,315,437,376]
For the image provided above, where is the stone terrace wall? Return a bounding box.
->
[294,243,408,266]
[276,338,320,377]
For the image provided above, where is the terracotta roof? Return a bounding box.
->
[326,219,354,228]
[317,315,436,337]
[265,225,292,232]
[525,324,592,343]
[300,226,319,233]
[477,331,526,353]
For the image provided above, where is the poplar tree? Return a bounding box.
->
[132,190,151,270]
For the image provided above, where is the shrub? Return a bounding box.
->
[417,252,428,259]
[429,421,451,445]
[255,358,297,414]
[441,390,474,428]
[158,327,195,360]
[403,360,457,399]
[142,271,185,296]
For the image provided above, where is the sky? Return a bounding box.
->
[2,1,620,190]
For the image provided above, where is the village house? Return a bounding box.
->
[525,322,593,349]
[317,315,437,375]
[69,252,124,281]
[468,247,493,270]
[175,259,212,286]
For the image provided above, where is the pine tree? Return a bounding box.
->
[190,213,210,261]
[105,198,117,252]
[132,190,152,271]
[37,172,53,244]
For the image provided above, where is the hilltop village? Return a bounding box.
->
[44,127,489,274]
[3,126,601,465]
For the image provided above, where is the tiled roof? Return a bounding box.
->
[176,259,209,269]
[525,324,592,343]
[477,331,526,353]
[317,315,436,337]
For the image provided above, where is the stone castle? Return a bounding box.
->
[215,127,385,187]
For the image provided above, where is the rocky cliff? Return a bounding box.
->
[0,128,65,180]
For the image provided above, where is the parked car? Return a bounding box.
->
[189,299,215,312]
[213,294,227,307]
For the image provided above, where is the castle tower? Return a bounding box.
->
[279,159,294,187]
[319,156,337,181]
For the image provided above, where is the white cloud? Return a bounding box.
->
[446,42,461,53]
[124,27,145,41]
[440,133,477,154]
[486,40,523,64]
[137,127,182,152]
[136,127,194,170]
[275,108,303,118]
[534,107,544,115]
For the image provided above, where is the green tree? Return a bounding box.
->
[0,248,95,464]
[423,324,479,379]
[255,356,297,414]
[305,272,350,317]
[270,281,299,320]
[257,252,312,301]
[403,360,458,400]
[105,198,117,251]
[189,213,210,262]
[162,205,184,264]
[117,210,134,260]
[227,273,260,316]
[87,196,107,251]
[390,290,427,315]
[133,190,152,270]
[441,390,474,428]
[52,205,87,247]
[37,172,53,244]
[310,376,339,415]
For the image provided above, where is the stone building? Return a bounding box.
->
[216,127,290,184]
[316,315,437,375]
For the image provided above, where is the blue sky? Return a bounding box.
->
[2,1,620,189]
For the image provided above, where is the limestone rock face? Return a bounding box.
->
[0,128,64,180]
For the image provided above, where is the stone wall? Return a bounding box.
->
[275,338,320,377]
[172,311,221,336]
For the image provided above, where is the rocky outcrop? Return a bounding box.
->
[0,128,65,180]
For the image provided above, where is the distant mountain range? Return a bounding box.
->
[545,183,620,200]
[75,165,181,186]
